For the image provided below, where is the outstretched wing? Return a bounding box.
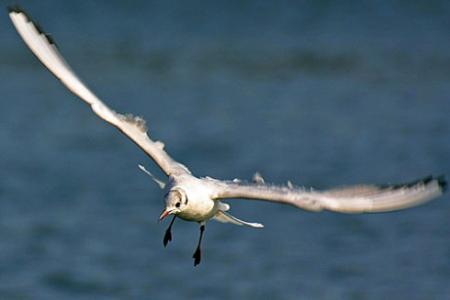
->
[211,176,446,213]
[8,6,190,177]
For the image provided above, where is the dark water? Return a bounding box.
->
[1,1,449,299]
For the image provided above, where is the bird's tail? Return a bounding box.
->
[213,210,263,228]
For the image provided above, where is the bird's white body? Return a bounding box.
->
[8,6,446,265]
[168,175,218,222]
[162,174,261,227]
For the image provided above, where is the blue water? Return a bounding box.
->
[1,1,449,299]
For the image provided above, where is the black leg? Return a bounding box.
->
[192,224,205,266]
[163,215,176,247]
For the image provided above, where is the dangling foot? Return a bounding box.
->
[163,215,176,247]
[192,224,205,266]
[163,228,172,247]
[193,246,201,266]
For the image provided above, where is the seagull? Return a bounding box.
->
[8,6,447,266]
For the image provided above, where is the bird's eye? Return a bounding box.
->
[175,202,181,208]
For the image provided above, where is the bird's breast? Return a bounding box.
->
[176,180,218,222]
[178,196,217,222]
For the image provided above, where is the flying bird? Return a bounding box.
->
[8,6,447,266]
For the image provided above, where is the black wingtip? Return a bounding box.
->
[422,175,434,185]
[415,175,447,193]
[7,5,19,13]
[7,5,33,23]
[7,4,25,15]
[437,175,447,193]
[387,175,447,191]
[7,5,58,47]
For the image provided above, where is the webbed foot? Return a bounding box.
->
[193,247,201,266]
[163,229,172,247]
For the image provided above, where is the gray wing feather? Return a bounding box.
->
[211,176,446,213]
[9,7,189,177]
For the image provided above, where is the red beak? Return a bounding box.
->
[159,209,171,222]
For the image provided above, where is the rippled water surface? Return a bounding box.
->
[1,1,449,299]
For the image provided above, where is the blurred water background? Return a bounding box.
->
[0,1,449,299]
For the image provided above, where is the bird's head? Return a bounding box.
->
[159,188,188,221]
